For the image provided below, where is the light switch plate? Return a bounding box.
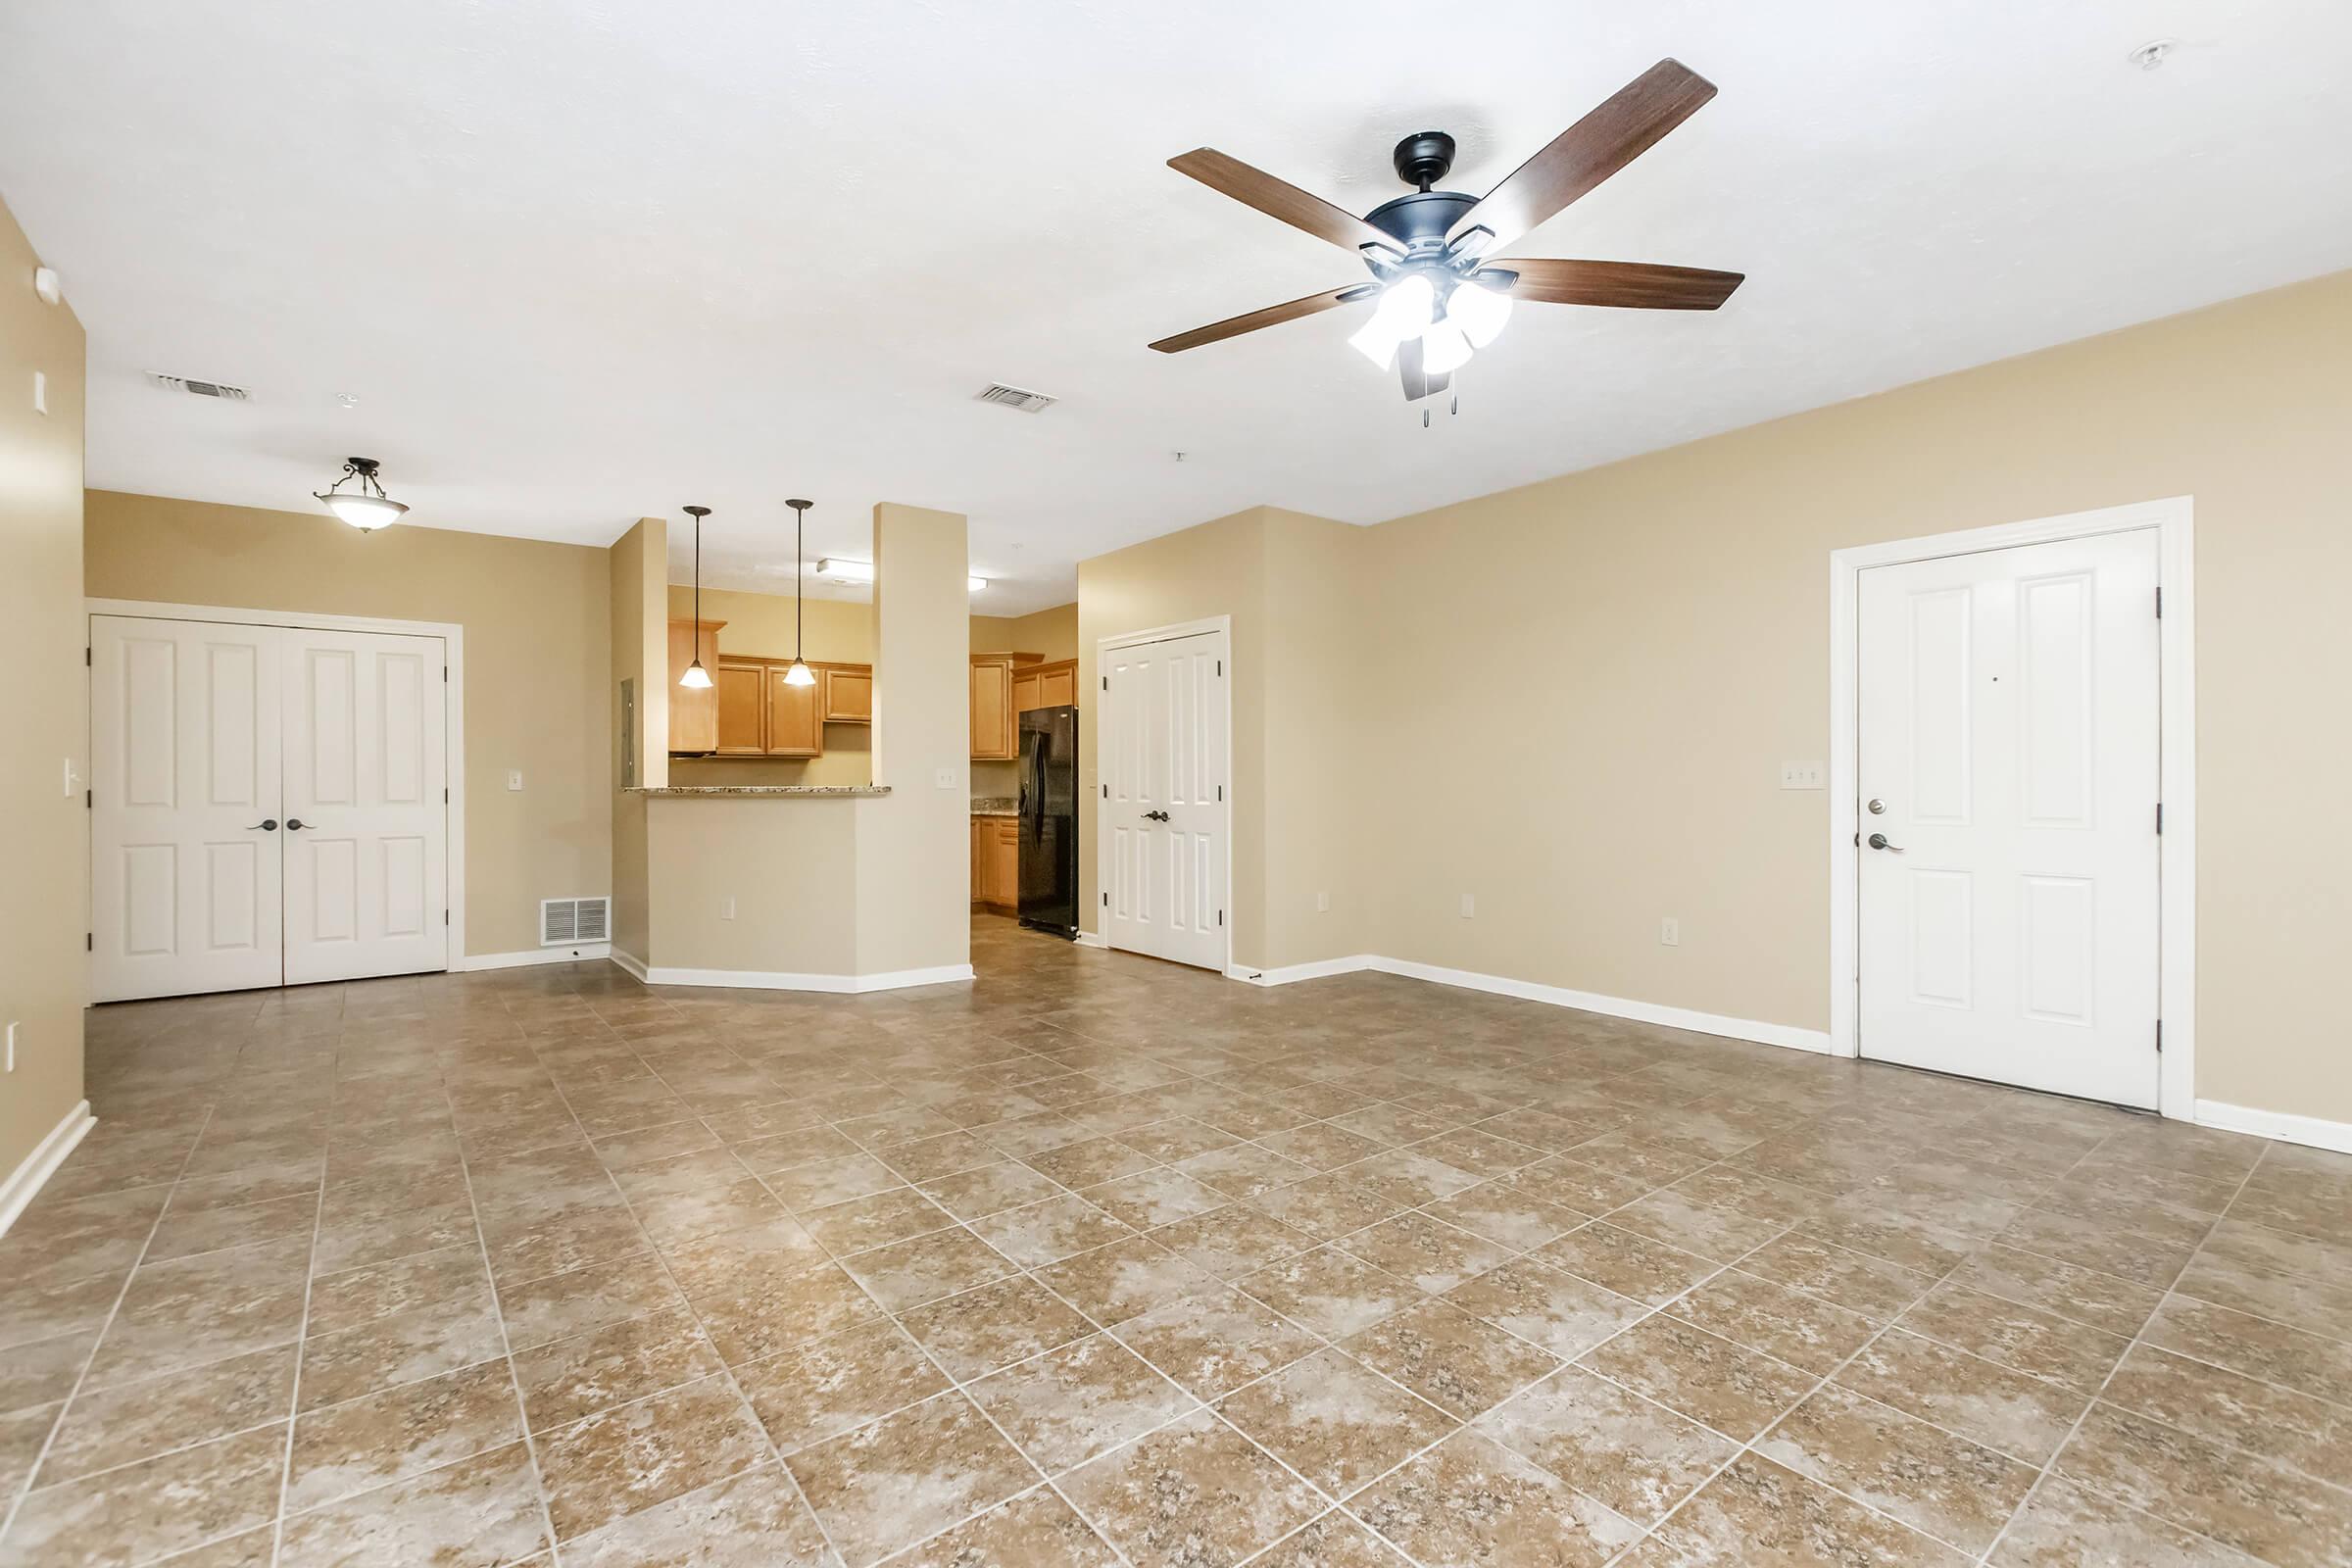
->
[1459,894,1476,919]
[32,370,47,416]
[4,1021,16,1073]
[935,768,957,790]
[506,770,523,791]
[1780,760,1826,790]
[1660,916,1680,947]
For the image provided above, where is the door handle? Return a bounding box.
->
[1867,832,1904,854]
[286,817,310,832]
[1143,809,1169,822]
[246,818,278,832]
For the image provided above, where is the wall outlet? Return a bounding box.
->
[1460,894,1476,919]
[1780,760,1826,790]
[720,897,736,921]
[1660,916,1680,947]
[1315,892,1329,913]
[934,767,957,790]
[507,769,524,791]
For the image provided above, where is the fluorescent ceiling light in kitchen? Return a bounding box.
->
[817,559,986,591]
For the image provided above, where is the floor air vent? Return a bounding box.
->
[540,897,611,946]
[147,372,252,401]
[975,382,1056,413]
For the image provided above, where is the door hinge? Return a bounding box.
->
[2156,1019,2163,1053]
[1102,892,1108,907]
[1216,909,1224,926]
[1216,660,1222,676]
[1101,784,1107,799]
[2156,803,2163,834]
[84,788,91,808]
[2154,586,2163,618]
[444,787,450,804]
[442,665,449,682]
[1101,676,1107,691]
[85,932,93,952]
[1216,785,1223,802]
[84,646,92,666]
[444,909,450,925]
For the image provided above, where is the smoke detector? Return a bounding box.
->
[974,382,1056,414]
[148,372,252,401]
[2128,38,2179,72]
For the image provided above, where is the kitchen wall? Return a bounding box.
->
[1075,267,2352,1130]
[85,492,613,958]
[664,585,873,787]
[1,195,88,1202]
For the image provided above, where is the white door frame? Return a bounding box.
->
[1093,615,1234,977]
[85,598,466,979]
[1828,497,2194,1119]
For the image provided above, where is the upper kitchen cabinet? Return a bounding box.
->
[970,652,1043,760]
[1013,659,1077,714]
[713,658,768,755]
[820,663,873,724]
[765,663,823,757]
[666,618,726,753]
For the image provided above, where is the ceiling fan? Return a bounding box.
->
[1150,59,1744,401]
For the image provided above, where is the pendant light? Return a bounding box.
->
[782,499,816,687]
[314,457,408,531]
[679,505,713,690]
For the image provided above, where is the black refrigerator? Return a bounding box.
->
[1017,706,1079,938]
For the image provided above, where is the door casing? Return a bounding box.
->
[85,599,467,989]
[1826,498,2195,1119]
[1092,615,1234,976]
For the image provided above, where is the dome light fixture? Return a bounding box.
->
[313,457,408,532]
[782,499,817,687]
[679,505,713,690]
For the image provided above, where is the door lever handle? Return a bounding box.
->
[1143,809,1169,822]
[286,817,309,831]
[246,818,278,832]
[1867,832,1905,854]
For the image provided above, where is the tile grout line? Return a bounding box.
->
[266,1062,339,1568]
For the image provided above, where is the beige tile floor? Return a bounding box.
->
[3,914,2349,1566]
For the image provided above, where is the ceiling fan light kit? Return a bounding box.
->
[1151,59,1745,403]
[313,456,408,531]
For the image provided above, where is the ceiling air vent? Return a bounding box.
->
[540,896,610,947]
[148,372,252,401]
[975,382,1056,414]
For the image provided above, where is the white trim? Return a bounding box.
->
[1093,615,1235,977]
[611,948,651,982]
[1073,931,1109,950]
[1221,952,1833,1054]
[620,960,976,993]
[2195,1100,2352,1156]
[1228,955,1375,986]
[451,945,612,971]
[84,597,470,978]
[1825,497,2196,1118]
[0,1100,95,1238]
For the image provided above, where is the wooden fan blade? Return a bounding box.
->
[1502,258,1744,311]
[1448,59,1717,252]
[1150,284,1370,354]
[1169,149,1402,257]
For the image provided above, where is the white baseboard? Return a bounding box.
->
[0,1100,95,1238]
[1074,932,1109,950]
[2196,1099,2352,1155]
[1216,951,1831,1056]
[1227,956,1376,986]
[616,958,976,994]
[452,945,612,972]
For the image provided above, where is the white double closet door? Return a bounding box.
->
[1101,628,1229,970]
[1856,529,2161,1108]
[90,614,450,1002]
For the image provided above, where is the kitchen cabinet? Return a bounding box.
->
[971,652,1044,760]
[972,814,1019,909]
[713,659,768,755]
[765,664,822,757]
[1013,659,1076,714]
[820,663,872,724]
[665,619,726,753]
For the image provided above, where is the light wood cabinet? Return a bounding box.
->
[972,814,1019,909]
[1013,659,1077,714]
[713,659,768,755]
[971,652,1045,760]
[764,665,822,758]
[820,663,872,724]
[665,619,725,753]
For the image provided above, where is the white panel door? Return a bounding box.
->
[1857,529,2160,1107]
[281,627,449,984]
[90,616,285,1001]
[1102,629,1228,969]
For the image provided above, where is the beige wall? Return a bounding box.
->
[609,517,665,962]
[644,797,858,973]
[1,196,88,1188]
[86,492,612,957]
[971,602,1079,662]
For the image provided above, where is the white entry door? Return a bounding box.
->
[281,627,449,984]
[90,616,286,1001]
[1102,628,1228,969]
[90,615,450,1001]
[1857,528,2161,1107]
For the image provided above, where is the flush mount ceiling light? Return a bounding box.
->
[679,505,713,690]
[313,456,408,531]
[816,558,988,593]
[783,500,816,688]
[1149,60,1744,403]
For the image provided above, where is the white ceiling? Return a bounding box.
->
[5,2,2349,613]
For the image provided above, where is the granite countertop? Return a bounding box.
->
[626,785,892,798]
[972,796,1018,816]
